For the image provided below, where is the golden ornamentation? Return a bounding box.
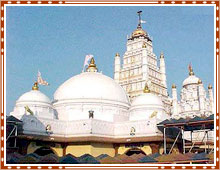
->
[208,84,212,89]
[172,84,176,89]
[25,106,34,115]
[188,65,195,76]
[142,42,147,48]
[86,57,98,72]
[115,53,120,57]
[132,28,147,38]
[198,79,202,84]
[32,82,39,90]
[143,84,150,93]
[150,111,158,118]
[130,127,136,136]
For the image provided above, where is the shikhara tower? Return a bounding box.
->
[114,11,171,112]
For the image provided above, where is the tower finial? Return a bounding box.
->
[32,82,39,90]
[208,84,212,89]
[86,57,98,72]
[172,84,176,88]
[160,51,164,58]
[137,11,142,29]
[198,79,202,84]
[188,63,194,76]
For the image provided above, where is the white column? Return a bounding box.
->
[172,84,178,117]
[114,53,121,83]
[198,80,205,114]
[160,52,167,88]
[208,84,214,114]
[142,43,148,88]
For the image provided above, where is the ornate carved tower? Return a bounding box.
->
[114,11,170,113]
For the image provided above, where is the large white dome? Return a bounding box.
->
[54,72,129,104]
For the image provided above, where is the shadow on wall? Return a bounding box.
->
[21,114,52,136]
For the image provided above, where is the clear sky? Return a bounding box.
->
[6,5,214,114]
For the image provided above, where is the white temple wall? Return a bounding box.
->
[114,119,160,137]
[11,103,55,120]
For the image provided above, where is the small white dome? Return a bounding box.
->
[130,92,167,121]
[54,72,129,104]
[131,93,163,107]
[17,90,51,105]
[11,88,54,120]
[182,75,199,87]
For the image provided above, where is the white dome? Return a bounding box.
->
[130,92,167,121]
[182,75,199,87]
[11,89,54,120]
[17,90,51,105]
[54,72,129,105]
[131,93,163,107]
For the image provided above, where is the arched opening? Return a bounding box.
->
[125,148,146,156]
[34,147,55,156]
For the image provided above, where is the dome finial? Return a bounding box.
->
[208,84,212,89]
[32,82,39,90]
[188,63,194,76]
[143,84,150,93]
[86,57,98,72]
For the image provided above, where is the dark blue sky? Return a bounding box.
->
[6,5,214,114]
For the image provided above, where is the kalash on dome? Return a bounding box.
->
[7,11,214,159]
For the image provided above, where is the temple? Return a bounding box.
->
[7,11,214,160]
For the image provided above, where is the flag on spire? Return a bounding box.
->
[140,20,146,24]
[82,54,93,71]
[188,63,192,72]
[37,71,49,86]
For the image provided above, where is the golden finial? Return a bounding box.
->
[198,79,202,84]
[32,82,39,90]
[86,57,98,72]
[208,84,212,89]
[142,42,147,48]
[172,84,176,88]
[188,63,194,76]
[143,84,150,93]
[115,53,120,57]
[160,51,164,58]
